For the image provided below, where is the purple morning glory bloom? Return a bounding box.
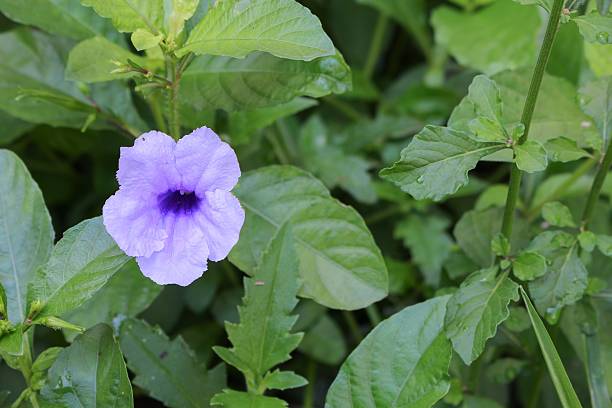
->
[103,127,245,286]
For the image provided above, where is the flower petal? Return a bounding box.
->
[193,190,245,261]
[136,214,209,286]
[117,131,181,194]
[102,188,167,257]
[175,127,240,194]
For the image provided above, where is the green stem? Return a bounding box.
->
[166,59,181,140]
[500,0,564,238]
[581,141,612,229]
[303,359,317,408]
[365,304,382,326]
[342,311,363,343]
[323,97,363,121]
[363,14,389,79]
[584,332,611,408]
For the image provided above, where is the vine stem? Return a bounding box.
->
[500,0,565,238]
[581,140,612,228]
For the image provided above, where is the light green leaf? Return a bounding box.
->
[325,296,452,408]
[30,346,63,391]
[453,207,529,267]
[512,251,547,281]
[40,324,133,407]
[544,137,591,163]
[574,12,612,44]
[165,0,199,43]
[262,370,308,391]
[0,0,120,41]
[596,235,612,256]
[181,52,351,112]
[520,287,584,408]
[513,0,553,11]
[380,126,504,201]
[491,233,511,257]
[66,36,155,83]
[27,217,130,320]
[131,28,163,50]
[0,325,24,356]
[180,0,335,60]
[299,116,377,204]
[394,214,453,286]
[542,201,576,227]
[215,225,303,389]
[211,390,287,408]
[120,318,226,408]
[577,230,597,252]
[579,77,612,146]
[585,42,612,77]
[229,166,388,310]
[528,233,587,319]
[80,0,164,33]
[228,97,317,144]
[445,268,519,364]
[298,314,347,365]
[450,69,601,149]
[431,0,541,74]
[514,140,548,173]
[0,150,53,323]
[62,260,161,341]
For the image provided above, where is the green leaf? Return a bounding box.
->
[597,234,612,256]
[298,313,346,365]
[453,207,528,267]
[120,318,226,408]
[379,126,504,201]
[30,347,63,391]
[512,251,547,281]
[463,75,507,141]
[262,370,308,391]
[504,306,531,332]
[528,233,587,319]
[164,0,199,43]
[573,12,612,44]
[520,287,584,408]
[130,28,163,50]
[584,42,612,77]
[229,166,388,310]
[486,358,527,384]
[325,296,452,407]
[0,111,35,146]
[40,324,133,407]
[578,230,597,252]
[27,217,130,320]
[579,77,612,146]
[542,201,576,227]
[0,150,53,323]
[299,116,377,204]
[450,69,601,149]
[513,0,553,11]
[0,325,24,356]
[66,36,155,83]
[355,0,428,41]
[514,140,548,173]
[179,0,335,60]
[211,390,287,408]
[228,97,317,144]
[181,52,351,112]
[445,268,519,364]
[62,260,161,341]
[0,0,120,41]
[80,0,164,33]
[394,214,453,286]
[431,0,540,74]
[544,137,591,163]
[491,233,511,257]
[215,225,303,389]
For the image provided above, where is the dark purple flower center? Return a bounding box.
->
[158,190,201,215]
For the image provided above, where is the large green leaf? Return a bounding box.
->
[215,225,303,389]
[229,166,388,310]
[528,233,588,320]
[325,296,452,408]
[585,42,612,77]
[179,0,335,60]
[379,125,504,201]
[445,268,519,364]
[0,150,53,323]
[40,324,133,407]
[80,0,163,33]
[579,77,612,146]
[574,12,612,44]
[0,0,119,41]
[120,318,225,408]
[27,217,130,320]
[62,260,161,341]
[180,52,351,112]
[521,288,584,408]
[450,70,600,149]
[0,111,35,146]
[431,0,541,74]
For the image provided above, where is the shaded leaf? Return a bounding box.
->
[211,390,287,408]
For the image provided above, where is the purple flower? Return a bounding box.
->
[103,127,245,286]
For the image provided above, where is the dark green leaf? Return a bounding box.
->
[512,251,547,281]
[298,313,346,365]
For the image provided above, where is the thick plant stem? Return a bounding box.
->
[581,141,612,228]
[500,0,564,238]
[166,59,181,140]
